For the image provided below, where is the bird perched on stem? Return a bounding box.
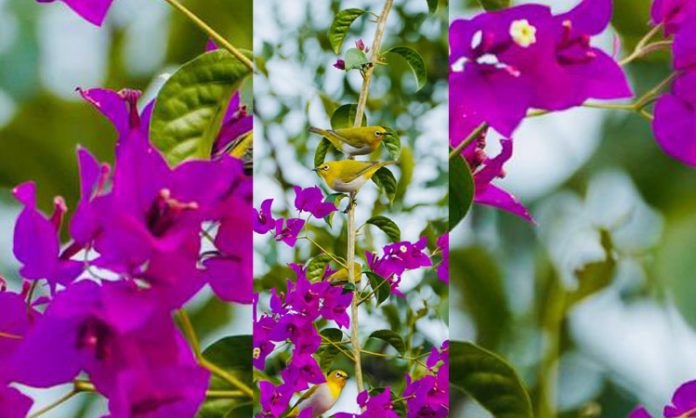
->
[309,126,392,156]
[328,262,362,284]
[287,370,349,417]
[313,160,396,193]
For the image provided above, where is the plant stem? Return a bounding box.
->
[620,23,663,66]
[537,280,567,418]
[177,309,201,356]
[199,357,254,398]
[449,122,487,161]
[177,310,254,398]
[28,390,79,418]
[320,334,356,362]
[160,0,254,72]
[346,0,394,396]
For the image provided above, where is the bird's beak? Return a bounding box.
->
[311,168,319,172]
[382,131,393,136]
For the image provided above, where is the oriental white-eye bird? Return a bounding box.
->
[309,126,392,156]
[287,370,349,417]
[313,160,396,193]
[328,262,362,284]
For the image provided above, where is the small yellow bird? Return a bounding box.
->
[328,263,362,284]
[313,160,396,193]
[288,370,349,417]
[309,126,392,156]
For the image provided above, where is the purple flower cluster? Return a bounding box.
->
[254,186,337,247]
[630,379,696,417]
[365,237,433,296]
[333,388,398,418]
[651,0,696,167]
[254,264,353,417]
[0,87,252,416]
[436,233,449,284]
[403,341,449,418]
[450,0,630,137]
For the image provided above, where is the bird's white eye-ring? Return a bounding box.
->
[374,131,382,137]
[335,372,341,377]
[323,165,329,171]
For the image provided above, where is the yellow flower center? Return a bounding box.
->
[400,245,408,253]
[510,19,537,48]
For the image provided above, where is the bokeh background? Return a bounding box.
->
[253,0,448,414]
[451,0,696,417]
[0,0,252,416]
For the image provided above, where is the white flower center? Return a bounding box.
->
[400,245,408,253]
[510,19,537,48]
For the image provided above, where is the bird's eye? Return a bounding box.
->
[374,131,382,137]
[323,165,329,171]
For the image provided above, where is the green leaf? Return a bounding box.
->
[331,103,367,129]
[324,193,348,227]
[328,9,368,54]
[314,138,338,167]
[566,230,616,309]
[371,167,397,205]
[365,271,390,305]
[306,254,333,282]
[451,247,510,349]
[427,0,438,13]
[344,47,370,71]
[369,330,406,355]
[395,145,413,202]
[382,128,401,160]
[477,0,511,11]
[318,328,344,369]
[449,154,475,230]
[365,216,401,242]
[450,341,533,418]
[384,46,427,91]
[150,49,251,165]
[197,335,253,418]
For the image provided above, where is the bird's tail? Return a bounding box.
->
[381,161,398,167]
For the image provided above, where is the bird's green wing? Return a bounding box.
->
[353,161,384,179]
[330,129,369,147]
[287,384,320,415]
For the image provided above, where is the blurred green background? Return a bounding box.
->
[451,0,696,417]
[0,0,251,416]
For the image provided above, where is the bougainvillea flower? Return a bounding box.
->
[12,182,83,290]
[333,59,346,70]
[672,8,696,69]
[281,353,325,391]
[0,386,32,418]
[335,388,398,418]
[259,381,293,417]
[653,71,696,167]
[10,281,200,396]
[212,92,253,157]
[254,199,276,234]
[450,0,631,137]
[651,0,695,35]
[105,363,209,418]
[293,186,338,218]
[0,292,34,367]
[203,175,253,303]
[36,0,114,26]
[274,218,305,247]
[472,138,534,222]
[366,237,432,295]
[629,380,696,417]
[71,147,110,245]
[79,88,152,142]
[253,314,277,370]
[319,287,352,329]
[436,234,449,284]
